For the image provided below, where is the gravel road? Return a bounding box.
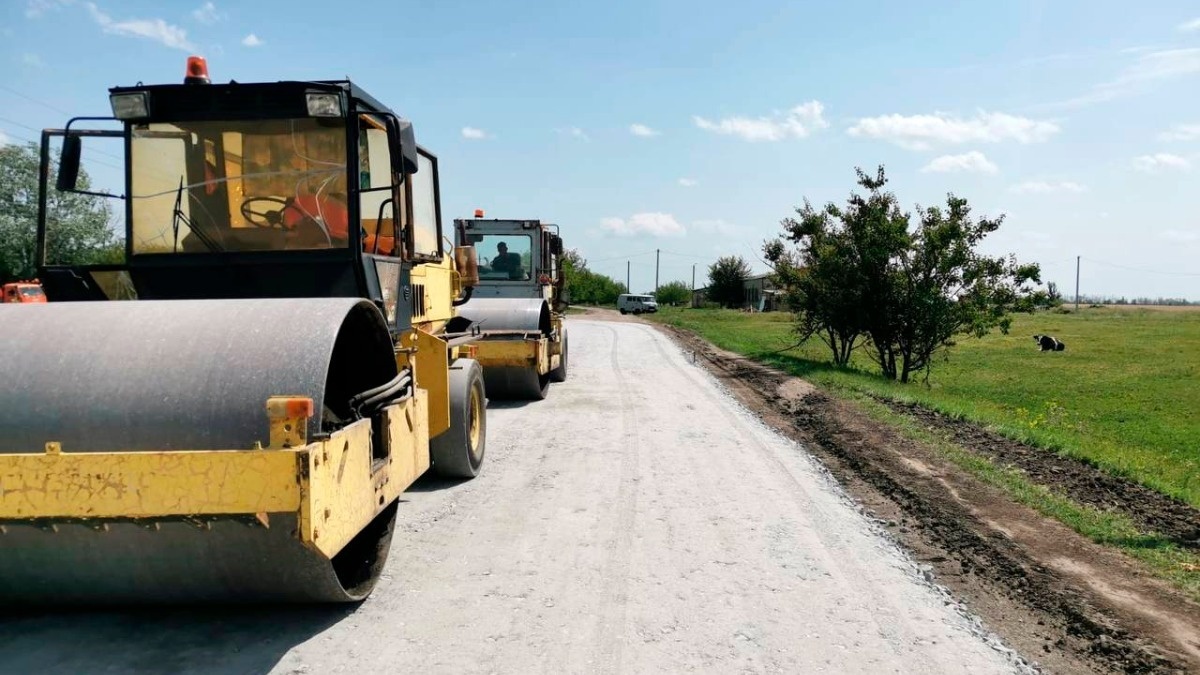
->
[0,319,1027,674]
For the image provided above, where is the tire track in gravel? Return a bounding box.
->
[590,324,642,674]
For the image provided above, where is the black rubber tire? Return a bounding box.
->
[619,309,627,315]
[429,358,486,479]
[550,330,568,383]
[482,366,549,401]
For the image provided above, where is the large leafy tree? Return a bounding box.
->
[764,218,866,366]
[768,166,1050,383]
[0,141,120,281]
[654,280,690,306]
[706,255,751,308]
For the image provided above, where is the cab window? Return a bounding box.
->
[410,150,440,258]
[358,114,400,257]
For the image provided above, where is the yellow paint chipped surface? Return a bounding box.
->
[300,394,429,557]
[0,450,301,519]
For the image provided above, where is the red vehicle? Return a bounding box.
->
[1,280,48,303]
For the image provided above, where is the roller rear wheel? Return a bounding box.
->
[550,330,568,383]
[429,358,486,478]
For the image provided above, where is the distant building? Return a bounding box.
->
[692,273,783,311]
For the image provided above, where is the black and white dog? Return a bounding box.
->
[1033,334,1066,352]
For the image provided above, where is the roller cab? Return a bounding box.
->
[0,57,486,605]
[453,215,569,400]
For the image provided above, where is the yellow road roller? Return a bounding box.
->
[0,56,488,605]
[453,213,569,400]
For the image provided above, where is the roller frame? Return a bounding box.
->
[0,392,430,604]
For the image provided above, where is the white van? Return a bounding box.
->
[617,294,658,315]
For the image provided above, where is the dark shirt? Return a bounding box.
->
[492,252,523,278]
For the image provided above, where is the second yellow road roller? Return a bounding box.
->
[453,213,569,400]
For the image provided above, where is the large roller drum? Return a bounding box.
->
[0,298,402,605]
[456,297,553,399]
[459,297,552,336]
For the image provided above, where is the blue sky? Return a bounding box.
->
[3,0,1199,298]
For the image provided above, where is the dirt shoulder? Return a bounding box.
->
[577,307,1200,674]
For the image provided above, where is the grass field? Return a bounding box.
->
[650,305,1200,510]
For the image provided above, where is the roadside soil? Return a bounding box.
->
[581,307,1200,675]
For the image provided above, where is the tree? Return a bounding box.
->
[707,255,751,308]
[559,248,627,305]
[655,280,690,306]
[764,216,866,366]
[769,166,1050,383]
[0,141,119,282]
[1046,282,1064,306]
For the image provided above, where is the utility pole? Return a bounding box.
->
[691,263,696,309]
[626,260,630,292]
[655,249,660,294]
[1075,255,1080,310]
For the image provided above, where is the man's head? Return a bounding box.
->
[497,242,508,254]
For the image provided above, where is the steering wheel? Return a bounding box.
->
[240,196,295,229]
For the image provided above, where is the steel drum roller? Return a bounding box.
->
[0,298,401,605]
[457,297,551,337]
[0,298,396,453]
[455,297,553,399]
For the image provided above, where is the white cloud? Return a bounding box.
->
[0,131,9,146]
[847,111,1059,150]
[920,151,999,174]
[241,33,263,47]
[1160,229,1199,243]
[1053,48,1200,108]
[677,178,697,187]
[600,213,686,237]
[25,0,72,19]
[629,123,660,137]
[1159,123,1200,141]
[85,3,193,51]
[693,101,828,142]
[461,126,488,140]
[1133,153,1191,172]
[21,53,45,68]
[192,2,220,24]
[1178,17,1200,32]
[1008,181,1088,194]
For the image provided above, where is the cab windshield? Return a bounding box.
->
[129,118,351,254]
[474,234,532,281]
[19,287,45,298]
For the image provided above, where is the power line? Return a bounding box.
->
[1082,257,1200,278]
[0,115,126,164]
[588,249,657,263]
[659,250,710,261]
[0,83,74,117]
[0,126,123,172]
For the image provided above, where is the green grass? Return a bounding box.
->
[649,306,1200,509]
[648,305,1200,598]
